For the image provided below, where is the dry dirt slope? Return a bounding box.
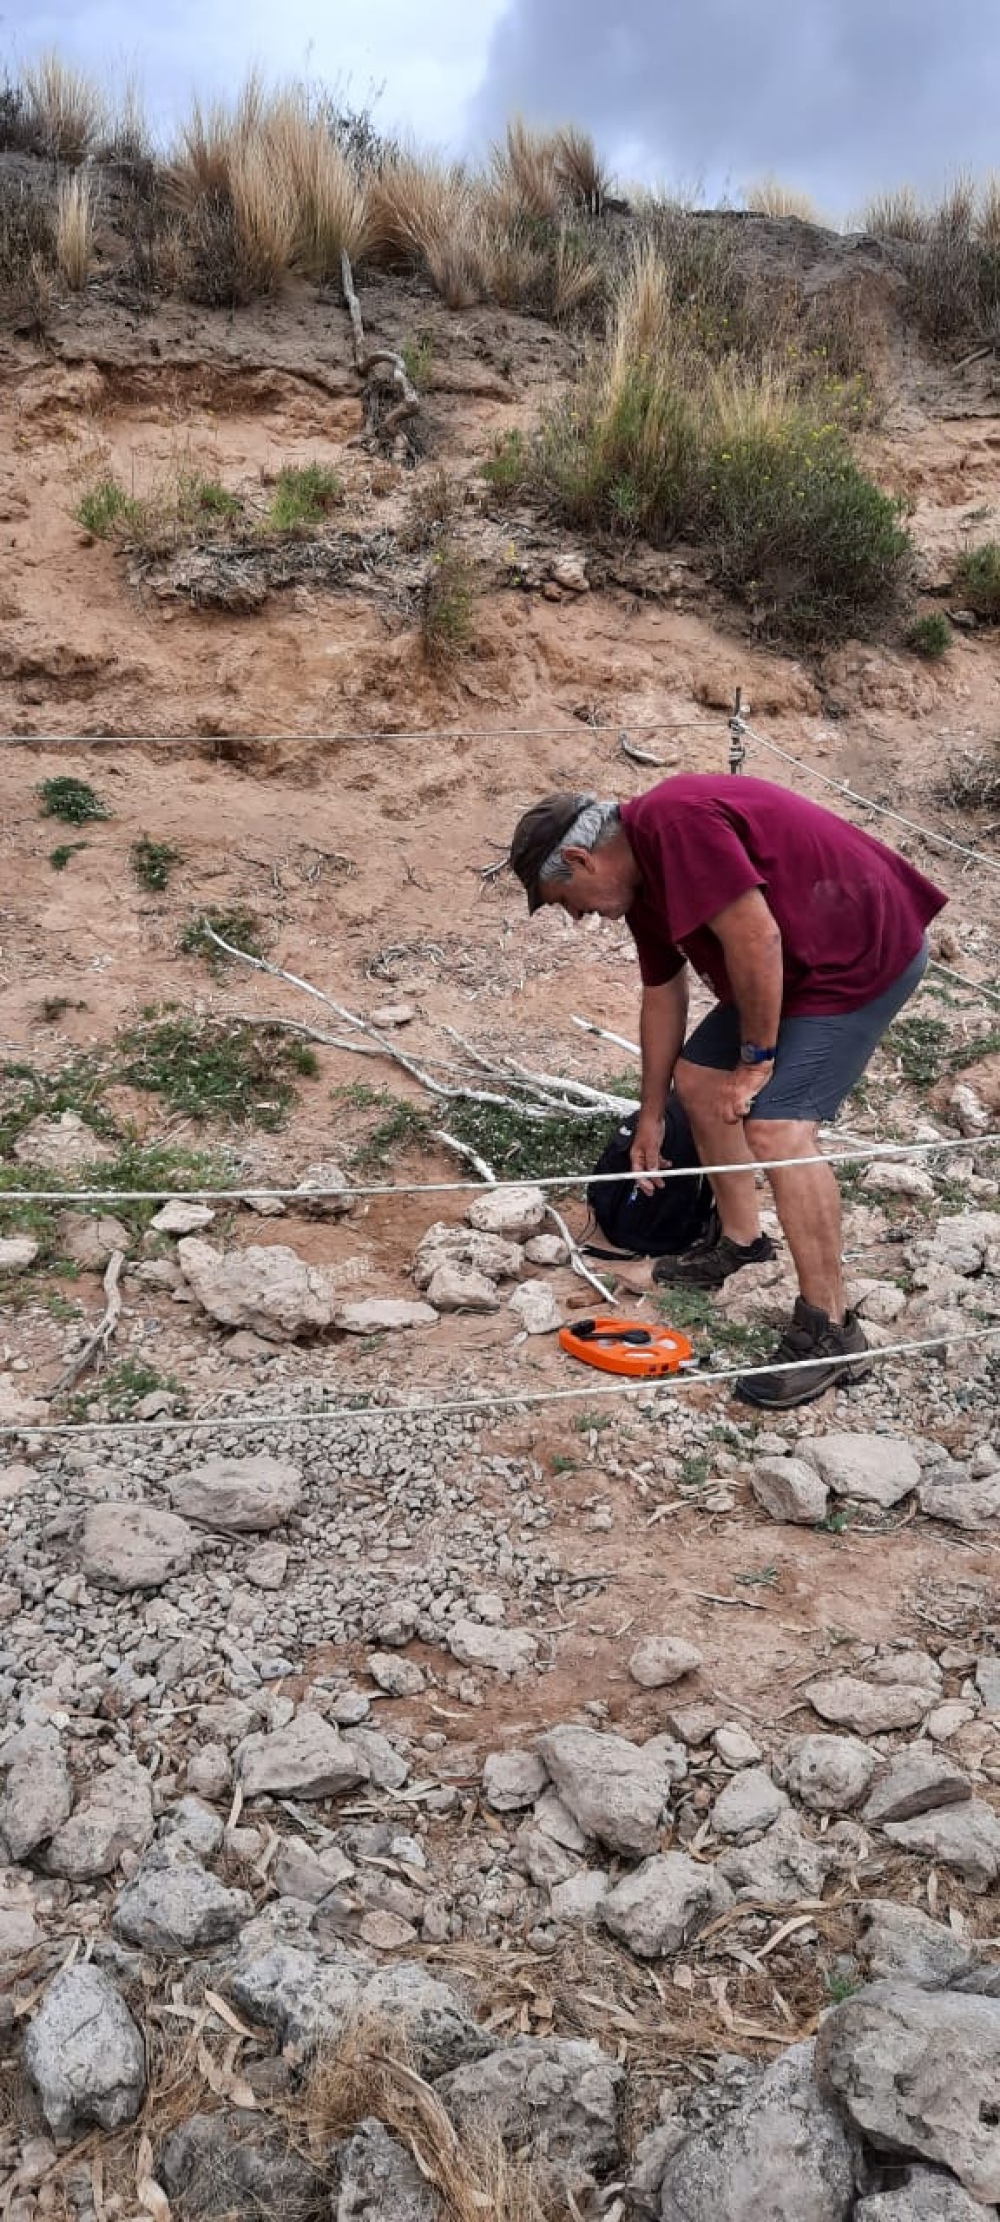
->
[1,218,1000,2220]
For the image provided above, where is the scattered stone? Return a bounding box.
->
[855,2167,995,2218]
[273,1839,355,1901]
[436,2036,623,2184]
[0,1462,33,1502]
[536,1726,674,1858]
[425,1263,500,1313]
[159,2109,328,2222]
[169,1453,302,1532]
[525,1233,568,1266]
[816,1982,1000,2204]
[151,1199,216,1234]
[238,1712,370,1801]
[414,1225,523,1287]
[0,1725,73,1860]
[714,1724,762,1769]
[855,1902,978,1989]
[882,1802,1000,1891]
[976,1658,1000,1712]
[482,1751,549,1812]
[292,1162,352,1218]
[862,1747,971,1827]
[336,1297,438,1333]
[360,1909,418,1949]
[24,1966,146,2142]
[801,1433,920,1508]
[864,1161,936,1199]
[659,2040,857,2222]
[371,1002,416,1026]
[0,1235,40,1273]
[343,1726,408,1791]
[950,1083,993,1138]
[919,1468,1000,1529]
[186,1744,232,1801]
[114,1854,252,1953]
[628,1635,703,1689]
[467,1185,547,1239]
[58,1213,132,1269]
[367,1652,426,1698]
[46,1758,154,1880]
[330,2117,443,2221]
[81,1503,196,1589]
[718,1811,834,1903]
[711,1766,789,1838]
[783,1734,877,1815]
[550,1870,611,1923]
[13,1111,115,1170]
[160,1795,224,1861]
[508,1278,563,1334]
[856,1283,907,1323]
[533,1788,588,1852]
[448,1620,538,1674]
[244,1541,289,1589]
[805,1675,933,1735]
[601,1852,731,1959]
[751,1456,830,1524]
[668,1704,722,1747]
[928,1702,979,1743]
[177,1238,337,1340]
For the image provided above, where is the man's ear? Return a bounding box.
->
[560,844,595,875]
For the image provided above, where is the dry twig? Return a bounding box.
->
[54,1250,124,1393]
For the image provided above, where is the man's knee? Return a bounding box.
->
[744,1117,818,1164]
[674,1058,711,1115]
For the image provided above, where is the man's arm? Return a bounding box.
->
[631,971,689,1186]
[704,887,783,1122]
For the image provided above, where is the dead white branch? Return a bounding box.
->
[55,1249,124,1394]
[435,1133,614,1305]
[341,249,420,438]
[620,734,667,768]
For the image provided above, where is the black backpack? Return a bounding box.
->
[585,1095,715,1259]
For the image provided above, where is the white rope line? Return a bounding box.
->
[3,1321,999,1440]
[0,1128,997,1207]
[735,717,1000,880]
[0,720,715,750]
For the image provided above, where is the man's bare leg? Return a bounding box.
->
[674,1059,762,1245]
[746,1117,844,1320]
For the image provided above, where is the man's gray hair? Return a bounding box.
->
[538,798,620,888]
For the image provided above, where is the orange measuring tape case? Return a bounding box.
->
[558,1316,695,1379]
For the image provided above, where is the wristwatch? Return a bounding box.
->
[740,1042,777,1066]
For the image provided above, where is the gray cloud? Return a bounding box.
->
[469,0,1000,213]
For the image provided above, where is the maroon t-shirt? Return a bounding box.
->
[620,775,947,1015]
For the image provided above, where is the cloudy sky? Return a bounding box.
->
[8,0,1000,213]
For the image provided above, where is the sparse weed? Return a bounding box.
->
[351,1095,434,1170]
[49,842,87,870]
[38,777,110,826]
[266,461,342,532]
[745,176,822,222]
[401,334,435,389]
[131,837,181,892]
[940,747,1000,811]
[420,535,476,666]
[955,540,1000,619]
[76,476,137,538]
[0,176,56,300]
[885,1013,951,1088]
[179,907,264,968]
[906,611,952,658]
[119,1016,317,1128]
[483,429,531,499]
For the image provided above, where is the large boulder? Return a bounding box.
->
[169,1454,302,1532]
[159,2109,328,2221]
[854,2166,996,2218]
[800,1434,920,1508]
[816,1982,1000,2204]
[81,1503,196,1589]
[24,1966,146,2142]
[237,1712,370,1801]
[0,1725,73,1860]
[46,1758,154,1880]
[437,2036,623,2187]
[659,2041,856,2222]
[855,1902,979,1990]
[177,1238,336,1340]
[230,1943,489,2074]
[536,1726,676,1858]
[601,1852,731,1960]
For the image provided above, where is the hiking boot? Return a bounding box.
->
[653,1229,776,1291]
[735,1298,872,1410]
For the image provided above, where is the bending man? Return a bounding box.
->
[509,773,946,1409]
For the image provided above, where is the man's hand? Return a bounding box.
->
[708,1064,775,1125]
[631,1111,668,1195]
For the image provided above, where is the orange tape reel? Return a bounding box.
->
[558,1315,694,1379]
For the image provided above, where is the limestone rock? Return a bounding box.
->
[536,1726,674,1858]
[550,1870,611,1924]
[467,1185,547,1239]
[977,1657,1000,1711]
[719,1811,835,1903]
[862,1747,971,1827]
[508,1278,563,1334]
[177,1238,336,1340]
[864,1161,935,1199]
[883,1801,1000,1892]
[525,1233,568,1266]
[482,1751,549,1812]
[343,1726,408,1791]
[13,1111,115,1170]
[751,1456,830,1524]
[711,1766,788,1838]
[335,1296,438,1332]
[436,2036,623,2184]
[0,1235,40,1273]
[330,2117,443,2221]
[245,1541,289,1589]
[292,1161,352,1218]
[160,1796,224,1862]
[908,1212,1000,1279]
[805,1674,933,1735]
[919,1467,1000,1529]
[151,1199,216,1234]
[448,1619,538,1674]
[367,1652,426,1698]
[855,2166,996,2218]
[237,1712,370,1801]
[24,1966,146,2142]
[425,1262,500,1313]
[714,1724,762,1768]
[628,1635,703,1689]
[855,1902,978,1990]
[169,1453,302,1532]
[802,1433,920,1508]
[46,1758,154,1879]
[114,1854,252,1953]
[273,1838,354,1902]
[783,1734,877,1815]
[159,2109,328,2222]
[659,2041,856,2222]
[81,1502,196,1589]
[534,1788,588,1852]
[816,1982,1000,2204]
[601,1851,731,1959]
[414,1224,523,1287]
[186,1744,232,1801]
[0,1725,73,1861]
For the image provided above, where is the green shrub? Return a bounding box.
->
[955,541,1000,620]
[180,907,264,969]
[483,429,532,499]
[420,537,476,665]
[38,777,110,825]
[119,1017,317,1128]
[267,462,342,533]
[177,474,241,524]
[906,612,952,658]
[402,335,435,389]
[49,842,87,870]
[131,837,181,891]
[76,478,137,538]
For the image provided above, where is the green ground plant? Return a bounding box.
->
[266,462,342,531]
[76,477,138,538]
[179,907,265,969]
[131,836,181,891]
[119,1016,318,1128]
[49,842,87,870]
[906,611,952,657]
[419,537,477,665]
[885,1013,951,1088]
[38,777,110,825]
[955,540,1000,619]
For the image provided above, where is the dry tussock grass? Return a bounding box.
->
[23,49,106,162]
[55,169,96,289]
[862,183,930,242]
[745,174,823,222]
[492,118,564,224]
[266,96,371,276]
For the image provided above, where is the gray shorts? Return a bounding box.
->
[680,938,929,1123]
